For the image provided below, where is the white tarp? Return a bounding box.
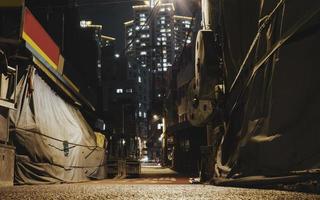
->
[10,68,106,184]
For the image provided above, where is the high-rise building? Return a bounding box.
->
[125,5,152,144]
[153,2,175,100]
[124,0,193,161]
[174,15,193,57]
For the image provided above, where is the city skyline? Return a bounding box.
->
[79,0,194,51]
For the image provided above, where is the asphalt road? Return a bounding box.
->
[1,166,320,200]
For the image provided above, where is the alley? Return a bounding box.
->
[1,0,320,199]
[1,166,320,200]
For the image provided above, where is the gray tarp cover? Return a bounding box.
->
[10,69,105,184]
[211,0,320,180]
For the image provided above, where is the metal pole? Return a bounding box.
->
[201,0,214,30]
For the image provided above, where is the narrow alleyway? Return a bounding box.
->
[1,166,320,200]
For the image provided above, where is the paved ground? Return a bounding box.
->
[92,165,189,184]
[1,166,320,200]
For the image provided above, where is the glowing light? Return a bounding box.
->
[140,156,149,162]
[153,114,159,120]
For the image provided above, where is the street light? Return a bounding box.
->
[153,114,160,121]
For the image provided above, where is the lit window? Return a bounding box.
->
[160,8,165,12]
[141,34,150,38]
[143,112,147,118]
[139,103,142,108]
[138,76,142,83]
[139,111,142,117]
[157,123,162,130]
[140,51,147,55]
[126,89,133,93]
[116,89,123,93]
[163,67,168,71]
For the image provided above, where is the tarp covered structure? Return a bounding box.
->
[10,68,105,184]
[206,0,320,183]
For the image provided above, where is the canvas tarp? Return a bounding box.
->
[206,0,320,183]
[10,67,106,184]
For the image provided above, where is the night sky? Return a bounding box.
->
[78,0,194,52]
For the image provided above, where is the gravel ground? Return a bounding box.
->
[1,183,320,200]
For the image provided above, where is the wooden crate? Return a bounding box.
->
[0,107,9,142]
[0,144,15,187]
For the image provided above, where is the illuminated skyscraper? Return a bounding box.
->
[125,5,152,154]
[124,0,193,160]
[174,15,193,57]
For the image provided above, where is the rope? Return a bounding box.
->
[13,127,102,150]
[228,3,320,117]
[228,0,285,93]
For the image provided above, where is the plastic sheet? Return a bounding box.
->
[10,68,106,184]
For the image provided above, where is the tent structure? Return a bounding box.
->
[189,0,320,185]
[10,68,105,184]
[213,0,320,184]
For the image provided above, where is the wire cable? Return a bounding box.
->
[14,127,102,150]
[30,0,138,10]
